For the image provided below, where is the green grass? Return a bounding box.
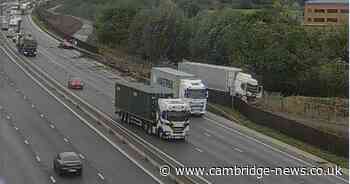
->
[208,103,349,169]
[31,14,49,33]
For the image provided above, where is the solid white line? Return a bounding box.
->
[234,147,243,153]
[78,154,85,160]
[0,46,166,184]
[97,173,105,180]
[203,117,348,183]
[49,176,56,183]
[203,132,211,137]
[36,155,41,162]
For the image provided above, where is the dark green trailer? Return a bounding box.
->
[115,80,172,125]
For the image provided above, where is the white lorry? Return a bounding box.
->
[115,80,191,140]
[9,16,21,27]
[1,16,8,30]
[151,67,207,116]
[179,60,263,102]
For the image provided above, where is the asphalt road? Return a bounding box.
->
[6,12,348,184]
[0,103,48,184]
[0,40,159,183]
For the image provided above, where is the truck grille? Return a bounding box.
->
[247,84,259,94]
[172,127,185,134]
[190,104,204,111]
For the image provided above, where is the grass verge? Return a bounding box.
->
[31,14,49,33]
[208,103,349,169]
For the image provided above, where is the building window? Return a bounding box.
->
[314,18,325,22]
[308,8,312,13]
[327,9,338,13]
[314,9,325,13]
[327,18,338,22]
[308,18,312,22]
[340,9,349,13]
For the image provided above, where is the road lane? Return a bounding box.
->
[0,112,48,184]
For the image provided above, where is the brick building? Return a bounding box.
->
[304,0,349,25]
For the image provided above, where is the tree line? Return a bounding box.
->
[82,0,349,97]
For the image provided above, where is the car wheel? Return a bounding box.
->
[77,169,83,176]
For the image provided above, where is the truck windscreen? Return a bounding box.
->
[186,89,207,99]
[167,111,189,122]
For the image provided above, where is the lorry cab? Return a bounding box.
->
[157,99,190,139]
[17,33,38,57]
[179,79,207,115]
[150,67,208,116]
[233,73,263,100]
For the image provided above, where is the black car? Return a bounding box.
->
[53,152,83,176]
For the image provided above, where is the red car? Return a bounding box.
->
[68,78,84,90]
[59,39,74,49]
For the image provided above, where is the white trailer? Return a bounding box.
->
[179,60,263,101]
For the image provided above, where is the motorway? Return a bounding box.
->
[0,32,161,183]
[0,9,347,183]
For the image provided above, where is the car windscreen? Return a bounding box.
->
[61,154,80,162]
[186,89,207,99]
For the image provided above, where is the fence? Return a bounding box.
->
[256,92,349,125]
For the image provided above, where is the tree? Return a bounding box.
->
[178,0,200,18]
[95,2,139,46]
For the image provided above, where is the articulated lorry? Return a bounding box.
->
[151,67,207,116]
[179,60,263,102]
[17,34,37,57]
[115,80,191,140]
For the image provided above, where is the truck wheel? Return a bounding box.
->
[120,112,124,122]
[147,126,153,135]
[126,114,130,124]
[158,128,165,139]
[142,123,147,131]
[57,168,63,176]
